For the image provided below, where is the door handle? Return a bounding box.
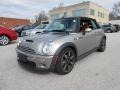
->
[74,36,83,40]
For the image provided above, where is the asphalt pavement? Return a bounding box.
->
[0,32,120,90]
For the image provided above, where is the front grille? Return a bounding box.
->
[26,40,33,43]
[17,45,36,54]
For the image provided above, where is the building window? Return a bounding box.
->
[90,9,95,16]
[98,12,103,18]
[100,13,102,18]
[98,12,100,17]
[51,14,59,20]
[72,9,86,17]
[103,13,104,18]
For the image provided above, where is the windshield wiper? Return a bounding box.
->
[51,30,74,34]
[41,30,50,34]
[42,29,65,33]
[51,30,66,32]
[42,29,72,34]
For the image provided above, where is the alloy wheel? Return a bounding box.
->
[107,30,111,33]
[0,35,9,45]
[61,50,75,73]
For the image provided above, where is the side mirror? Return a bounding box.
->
[85,28,92,32]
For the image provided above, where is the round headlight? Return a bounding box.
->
[18,38,24,46]
[42,41,54,54]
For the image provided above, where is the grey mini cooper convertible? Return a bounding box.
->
[16,17,106,75]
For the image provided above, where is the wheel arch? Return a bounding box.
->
[50,42,78,71]
[55,42,78,57]
[102,35,106,40]
[0,34,11,41]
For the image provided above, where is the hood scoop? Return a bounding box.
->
[26,39,33,43]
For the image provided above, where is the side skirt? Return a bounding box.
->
[76,47,98,61]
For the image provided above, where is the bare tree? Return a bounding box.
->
[34,11,48,25]
[110,1,120,20]
[112,1,120,17]
[109,12,116,20]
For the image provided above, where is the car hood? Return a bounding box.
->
[22,29,34,32]
[32,29,44,32]
[24,29,44,33]
[20,33,67,55]
[24,32,66,41]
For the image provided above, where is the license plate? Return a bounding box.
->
[18,53,28,62]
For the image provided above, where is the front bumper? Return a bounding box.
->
[16,49,56,70]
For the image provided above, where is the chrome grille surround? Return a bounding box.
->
[17,45,36,54]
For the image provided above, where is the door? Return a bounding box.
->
[75,32,93,56]
[90,19,102,48]
[75,18,98,56]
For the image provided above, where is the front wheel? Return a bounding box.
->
[107,29,112,33]
[0,35,10,45]
[55,48,76,75]
[97,38,106,52]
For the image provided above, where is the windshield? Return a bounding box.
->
[46,18,76,32]
[35,24,47,29]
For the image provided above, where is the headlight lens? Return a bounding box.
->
[18,38,24,46]
[42,41,54,54]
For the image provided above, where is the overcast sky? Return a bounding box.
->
[0,0,119,20]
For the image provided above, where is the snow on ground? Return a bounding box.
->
[0,32,120,90]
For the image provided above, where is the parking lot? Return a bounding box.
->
[0,32,120,90]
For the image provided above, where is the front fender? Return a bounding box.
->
[54,42,78,56]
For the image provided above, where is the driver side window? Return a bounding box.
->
[79,19,93,32]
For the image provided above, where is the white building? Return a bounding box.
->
[49,1,109,25]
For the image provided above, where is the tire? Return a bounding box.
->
[107,30,112,33]
[97,38,106,52]
[55,48,76,75]
[0,35,10,45]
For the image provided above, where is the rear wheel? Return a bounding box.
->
[0,35,10,45]
[97,38,106,52]
[107,29,112,33]
[55,48,76,75]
